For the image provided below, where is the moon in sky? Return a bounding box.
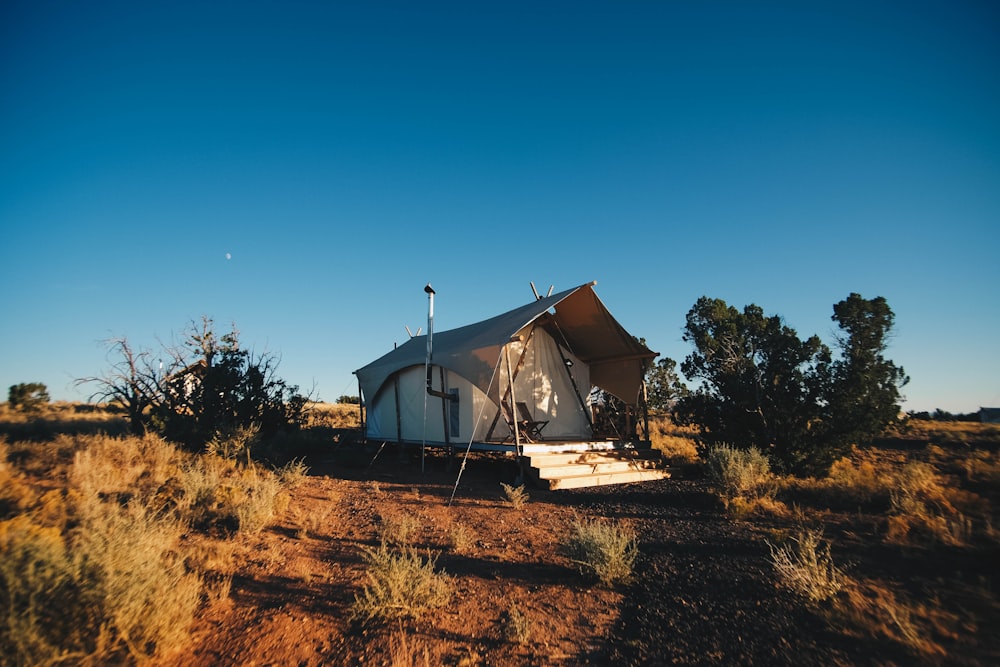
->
[225,253,232,260]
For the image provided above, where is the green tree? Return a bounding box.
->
[7,382,50,411]
[644,357,688,412]
[673,297,829,473]
[821,293,909,455]
[674,294,907,476]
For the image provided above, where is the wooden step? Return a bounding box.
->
[526,450,660,467]
[543,468,670,490]
[524,448,670,490]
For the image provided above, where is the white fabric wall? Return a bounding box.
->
[500,326,591,439]
[365,326,591,443]
[366,366,498,444]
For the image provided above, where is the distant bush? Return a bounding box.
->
[7,383,50,412]
[561,517,638,586]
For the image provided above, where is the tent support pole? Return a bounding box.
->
[556,343,594,432]
[358,377,366,441]
[504,346,522,456]
[640,375,651,442]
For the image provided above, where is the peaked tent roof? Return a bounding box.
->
[354,281,657,404]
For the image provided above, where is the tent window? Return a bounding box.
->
[448,389,460,436]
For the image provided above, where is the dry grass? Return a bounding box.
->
[352,542,452,624]
[648,414,700,464]
[768,527,843,603]
[306,401,362,429]
[0,401,129,441]
[388,627,433,667]
[0,417,300,664]
[379,512,421,547]
[885,460,989,546]
[829,578,958,659]
[0,488,202,664]
[561,516,639,586]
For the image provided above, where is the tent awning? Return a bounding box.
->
[354,282,656,404]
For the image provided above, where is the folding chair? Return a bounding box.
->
[515,401,548,441]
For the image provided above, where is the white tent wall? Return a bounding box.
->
[365,326,591,444]
[500,326,591,440]
[366,366,499,444]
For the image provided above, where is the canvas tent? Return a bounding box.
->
[353,281,657,449]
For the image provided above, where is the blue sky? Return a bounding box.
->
[2,1,997,413]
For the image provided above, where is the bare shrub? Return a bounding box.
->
[352,543,451,624]
[561,516,638,586]
[768,527,843,603]
[500,482,529,509]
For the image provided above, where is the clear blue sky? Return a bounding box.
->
[2,1,997,413]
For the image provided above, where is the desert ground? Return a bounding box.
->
[2,405,998,666]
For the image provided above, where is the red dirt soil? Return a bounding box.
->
[164,448,999,666]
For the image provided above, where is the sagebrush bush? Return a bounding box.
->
[703,444,775,504]
[561,517,638,586]
[352,543,451,624]
[448,522,474,554]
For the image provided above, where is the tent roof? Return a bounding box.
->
[354,281,657,404]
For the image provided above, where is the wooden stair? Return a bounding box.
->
[524,448,670,490]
